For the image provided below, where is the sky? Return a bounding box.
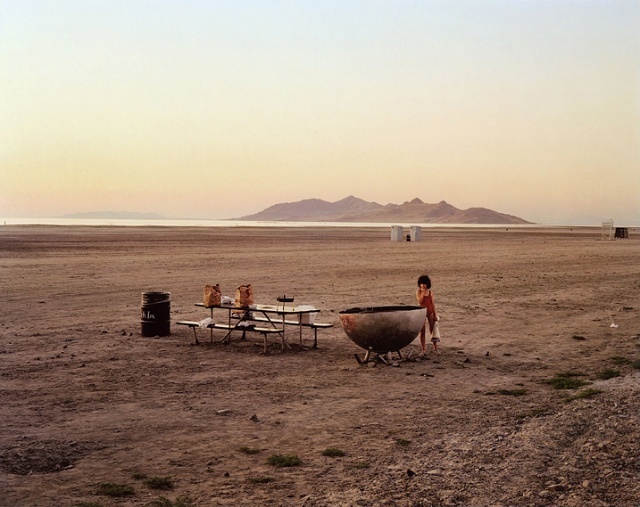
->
[1,0,639,225]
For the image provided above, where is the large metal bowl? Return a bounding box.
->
[339,306,426,354]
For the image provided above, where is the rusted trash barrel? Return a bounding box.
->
[141,291,171,337]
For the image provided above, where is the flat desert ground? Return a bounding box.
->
[1,225,639,507]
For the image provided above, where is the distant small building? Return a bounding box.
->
[615,227,629,239]
[602,220,614,240]
[390,225,403,241]
[410,225,422,242]
[602,220,630,240]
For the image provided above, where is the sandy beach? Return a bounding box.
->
[1,225,639,507]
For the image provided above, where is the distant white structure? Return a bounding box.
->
[390,225,403,241]
[410,225,422,242]
[601,220,614,240]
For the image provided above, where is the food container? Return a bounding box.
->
[296,305,317,324]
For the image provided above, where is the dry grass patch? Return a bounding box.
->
[267,454,301,467]
[498,388,528,396]
[96,483,134,497]
[146,496,195,507]
[610,356,631,366]
[596,368,621,380]
[566,388,603,402]
[238,446,261,455]
[144,476,174,490]
[545,372,589,390]
[321,447,346,457]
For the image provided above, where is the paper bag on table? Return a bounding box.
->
[203,284,221,307]
[234,284,254,307]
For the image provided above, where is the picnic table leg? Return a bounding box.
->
[209,307,214,342]
[192,327,199,345]
[277,328,289,353]
[282,315,286,349]
[277,314,290,352]
[220,326,236,344]
[313,328,318,350]
[220,310,247,344]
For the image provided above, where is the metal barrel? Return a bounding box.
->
[140,291,171,337]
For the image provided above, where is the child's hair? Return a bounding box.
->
[417,274,431,288]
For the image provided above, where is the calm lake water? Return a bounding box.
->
[0,217,557,229]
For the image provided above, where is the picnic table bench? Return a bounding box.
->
[176,320,283,352]
[229,314,332,349]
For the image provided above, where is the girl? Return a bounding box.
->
[416,274,439,356]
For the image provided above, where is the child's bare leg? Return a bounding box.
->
[419,327,427,355]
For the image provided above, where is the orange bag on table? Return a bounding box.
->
[234,284,254,307]
[203,284,221,307]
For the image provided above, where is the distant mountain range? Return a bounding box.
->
[236,196,531,224]
[62,211,166,220]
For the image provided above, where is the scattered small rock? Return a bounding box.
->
[407,469,416,477]
[250,414,259,422]
[216,409,230,416]
[463,357,471,363]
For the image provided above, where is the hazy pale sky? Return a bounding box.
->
[1,0,639,225]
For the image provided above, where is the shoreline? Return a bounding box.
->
[3,217,636,230]
[2,222,633,235]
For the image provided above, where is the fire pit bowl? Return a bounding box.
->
[339,306,426,354]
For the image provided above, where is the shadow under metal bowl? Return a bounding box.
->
[339,306,426,354]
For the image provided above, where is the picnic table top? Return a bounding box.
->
[195,302,320,314]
